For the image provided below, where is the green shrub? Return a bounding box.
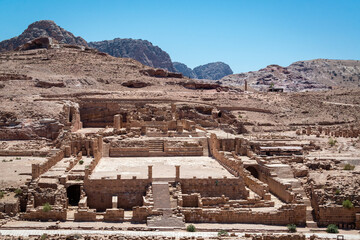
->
[335,189,340,195]
[79,160,84,165]
[342,199,354,209]
[328,138,337,146]
[343,164,355,170]
[0,191,4,199]
[186,224,196,232]
[287,224,297,233]
[43,203,52,212]
[218,230,229,236]
[14,188,22,196]
[40,234,48,240]
[326,224,339,233]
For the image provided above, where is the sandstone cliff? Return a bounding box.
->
[0,20,88,52]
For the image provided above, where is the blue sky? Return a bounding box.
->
[0,0,359,73]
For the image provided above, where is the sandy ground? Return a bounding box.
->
[0,156,46,188]
[90,156,235,179]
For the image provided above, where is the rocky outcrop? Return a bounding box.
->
[122,80,152,88]
[140,69,183,78]
[193,62,233,80]
[174,61,233,80]
[0,20,88,52]
[89,38,175,72]
[16,37,59,51]
[222,59,360,92]
[35,79,66,88]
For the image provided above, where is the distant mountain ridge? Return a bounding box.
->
[174,61,233,80]
[0,20,232,76]
[88,38,175,72]
[221,59,360,91]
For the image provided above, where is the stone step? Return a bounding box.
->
[306,221,318,228]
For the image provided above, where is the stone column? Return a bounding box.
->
[141,126,147,136]
[175,165,180,181]
[65,145,71,157]
[148,165,153,180]
[244,80,248,91]
[114,114,121,130]
[112,196,118,209]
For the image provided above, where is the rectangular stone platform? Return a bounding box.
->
[90,156,235,179]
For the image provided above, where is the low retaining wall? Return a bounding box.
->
[182,204,306,226]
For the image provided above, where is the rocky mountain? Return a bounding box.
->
[89,39,175,72]
[173,62,197,79]
[0,20,88,52]
[174,61,233,80]
[221,59,360,92]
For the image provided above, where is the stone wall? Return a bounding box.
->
[180,178,248,200]
[182,204,306,226]
[74,208,97,221]
[31,149,64,179]
[20,207,66,221]
[316,206,360,229]
[104,208,124,222]
[84,178,150,211]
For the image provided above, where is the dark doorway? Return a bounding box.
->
[67,185,81,206]
[246,166,259,179]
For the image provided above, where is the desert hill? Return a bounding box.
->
[221,59,360,92]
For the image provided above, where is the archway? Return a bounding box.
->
[67,185,81,206]
[246,166,259,179]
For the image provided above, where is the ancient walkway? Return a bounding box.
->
[0,229,359,239]
[147,181,184,228]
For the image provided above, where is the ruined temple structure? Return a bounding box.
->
[0,98,359,230]
[0,99,309,227]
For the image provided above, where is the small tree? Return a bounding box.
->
[43,202,52,212]
[287,224,297,233]
[342,199,354,209]
[186,224,196,232]
[326,224,339,233]
[0,191,4,199]
[79,160,84,165]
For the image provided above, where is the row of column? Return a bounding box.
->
[147,165,180,180]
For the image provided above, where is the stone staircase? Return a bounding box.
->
[293,187,318,228]
[148,140,164,152]
[152,181,171,209]
[148,181,184,228]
